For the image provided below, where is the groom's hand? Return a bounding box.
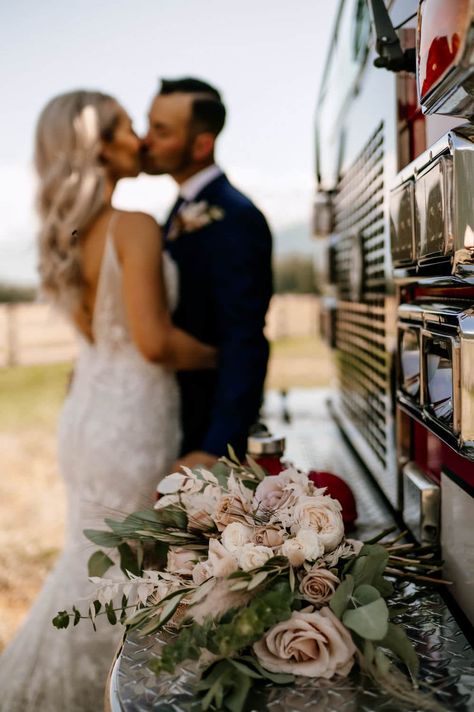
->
[172,451,218,471]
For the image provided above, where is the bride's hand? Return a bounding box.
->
[202,343,218,369]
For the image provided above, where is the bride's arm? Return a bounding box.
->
[115,211,216,370]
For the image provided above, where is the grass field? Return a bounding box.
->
[0,338,333,651]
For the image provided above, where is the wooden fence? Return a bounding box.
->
[0,295,319,367]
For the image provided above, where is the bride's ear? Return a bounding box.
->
[192,132,215,161]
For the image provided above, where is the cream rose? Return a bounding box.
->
[221,522,253,553]
[293,496,344,552]
[166,547,200,576]
[299,567,340,606]
[238,543,274,571]
[208,538,239,578]
[213,493,252,531]
[280,538,306,567]
[253,606,356,678]
[296,528,324,561]
[253,525,285,548]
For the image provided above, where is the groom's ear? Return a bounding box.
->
[192,132,215,162]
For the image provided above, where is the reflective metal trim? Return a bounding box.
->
[402,460,440,544]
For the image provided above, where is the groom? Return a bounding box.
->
[143,77,273,470]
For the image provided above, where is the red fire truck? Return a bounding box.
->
[315,0,474,626]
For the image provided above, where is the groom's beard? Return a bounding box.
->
[140,140,194,176]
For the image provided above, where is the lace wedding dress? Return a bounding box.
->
[0,222,181,712]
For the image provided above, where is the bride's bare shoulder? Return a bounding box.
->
[113,210,163,259]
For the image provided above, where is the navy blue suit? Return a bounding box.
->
[164,173,273,458]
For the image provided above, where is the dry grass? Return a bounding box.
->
[0,338,333,652]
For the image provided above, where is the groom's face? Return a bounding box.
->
[143,93,194,176]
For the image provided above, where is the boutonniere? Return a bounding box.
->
[168,201,225,241]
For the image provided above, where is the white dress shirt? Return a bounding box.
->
[179,164,223,202]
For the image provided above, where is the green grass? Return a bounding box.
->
[269,336,329,359]
[0,362,72,430]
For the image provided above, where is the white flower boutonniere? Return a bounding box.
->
[168,201,225,241]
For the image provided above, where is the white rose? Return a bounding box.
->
[293,496,345,552]
[253,606,356,678]
[221,522,253,553]
[208,538,239,578]
[238,543,274,571]
[295,528,324,561]
[281,538,306,567]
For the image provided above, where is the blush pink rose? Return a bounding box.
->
[253,606,356,679]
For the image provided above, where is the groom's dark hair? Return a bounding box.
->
[159,77,226,137]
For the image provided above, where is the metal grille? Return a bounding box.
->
[332,123,394,477]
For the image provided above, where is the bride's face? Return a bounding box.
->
[101,107,141,179]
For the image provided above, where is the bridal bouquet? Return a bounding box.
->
[54,454,444,711]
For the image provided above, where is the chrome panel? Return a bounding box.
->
[416,155,453,261]
[398,300,474,458]
[421,329,461,434]
[402,460,440,544]
[441,471,474,626]
[390,126,474,276]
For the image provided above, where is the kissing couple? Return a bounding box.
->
[0,77,273,711]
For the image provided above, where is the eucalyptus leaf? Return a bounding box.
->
[343,598,389,640]
[329,574,354,618]
[88,550,114,578]
[380,622,419,679]
[374,648,391,676]
[353,584,381,606]
[350,546,389,587]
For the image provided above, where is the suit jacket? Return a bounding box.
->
[164,173,273,458]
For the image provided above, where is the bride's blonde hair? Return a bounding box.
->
[35,90,120,311]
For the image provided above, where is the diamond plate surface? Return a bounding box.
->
[111,389,474,711]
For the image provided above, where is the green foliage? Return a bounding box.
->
[343,597,389,640]
[0,282,36,303]
[52,610,70,629]
[380,623,419,679]
[88,550,114,577]
[273,255,319,294]
[151,579,294,678]
[118,542,142,577]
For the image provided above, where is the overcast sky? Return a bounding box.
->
[0,0,338,284]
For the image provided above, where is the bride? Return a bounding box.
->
[0,90,216,711]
